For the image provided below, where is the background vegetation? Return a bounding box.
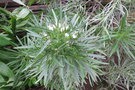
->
[0,0,135,90]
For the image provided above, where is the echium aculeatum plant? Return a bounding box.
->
[15,9,106,90]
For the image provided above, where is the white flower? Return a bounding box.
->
[47,24,55,31]
[65,33,69,37]
[73,31,78,34]
[59,23,69,32]
[60,27,65,32]
[58,23,62,28]
[66,41,69,43]
[65,25,69,30]
[72,31,78,38]
[42,32,47,37]
[72,34,77,38]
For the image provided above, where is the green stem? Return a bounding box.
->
[11,16,16,37]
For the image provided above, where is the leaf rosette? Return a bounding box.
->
[15,9,106,90]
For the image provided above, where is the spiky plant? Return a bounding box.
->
[103,59,135,90]
[102,15,135,62]
[97,5,135,90]
[14,9,106,89]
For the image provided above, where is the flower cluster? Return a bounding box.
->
[42,23,78,39]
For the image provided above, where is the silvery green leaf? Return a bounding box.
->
[13,0,26,6]
[27,30,41,38]
[36,40,51,57]
[16,8,30,20]
[52,9,58,25]
[14,46,34,49]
